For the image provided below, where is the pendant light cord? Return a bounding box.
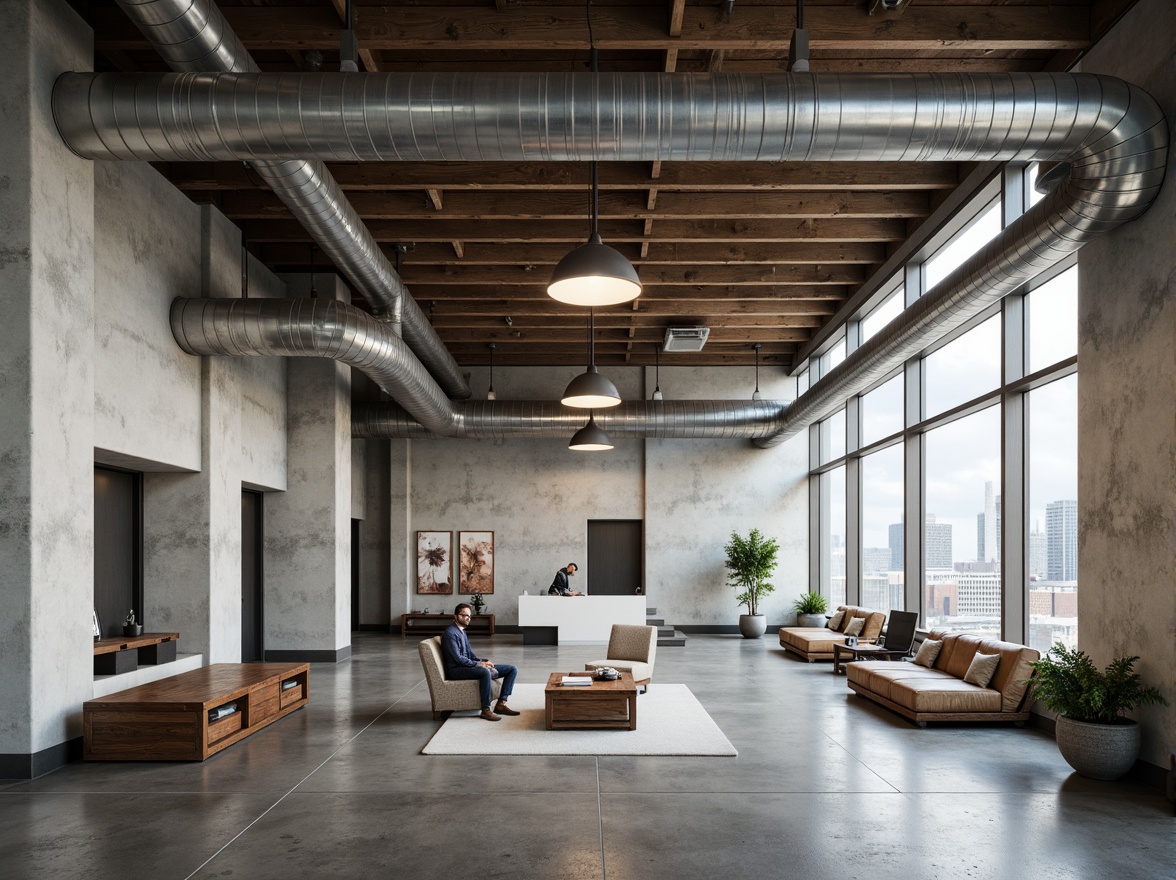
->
[588,0,599,238]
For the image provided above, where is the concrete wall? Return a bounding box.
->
[1076,0,1176,769]
[0,0,95,770]
[388,363,807,629]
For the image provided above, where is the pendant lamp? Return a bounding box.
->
[546,27,641,307]
[569,411,614,452]
[752,343,763,401]
[486,343,497,400]
[652,343,663,400]
[562,308,621,408]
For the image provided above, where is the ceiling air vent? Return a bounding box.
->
[662,327,710,352]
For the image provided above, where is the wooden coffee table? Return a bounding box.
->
[544,671,638,730]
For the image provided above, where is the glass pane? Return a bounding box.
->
[925,202,1002,292]
[1027,375,1078,652]
[924,315,1001,417]
[861,374,904,446]
[1027,163,1046,207]
[798,368,810,394]
[861,444,904,613]
[923,406,1002,638]
[822,466,847,608]
[861,287,903,343]
[821,338,846,378]
[820,409,846,464]
[1028,266,1078,372]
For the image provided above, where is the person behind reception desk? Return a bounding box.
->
[548,562,584,596]
[441,603,519,722]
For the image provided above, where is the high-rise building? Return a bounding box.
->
[888,520,904,570]
[978,481,1001,563]
[862,547,891,575]
[925,514,953,569]
[1029,521,1047,579]
[1047,500,1078,580]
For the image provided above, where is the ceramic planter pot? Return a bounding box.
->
[796,613,826,627]
[738,614,767,639]
[1055,716,1141,780]
[123,624,143,637]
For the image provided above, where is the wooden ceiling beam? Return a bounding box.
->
[93,7,1091,52]
[164,161,959,192]
[412,288,845,306]
[238,217,907,243]
[214,189,931,221]
[396,264,866,286]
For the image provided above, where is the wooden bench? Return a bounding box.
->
[93,632,180,675]
[400,612,494,637]
[83,662,309,761]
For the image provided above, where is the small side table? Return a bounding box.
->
[833,642,908,675]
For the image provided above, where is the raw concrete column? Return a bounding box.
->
[1076,0,1176,770]
[0,0,94,775]
[265,276,353,661]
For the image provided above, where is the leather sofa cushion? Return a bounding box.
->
[780,628,842,654]
[846,663,945,701]
[888,677,1003,714]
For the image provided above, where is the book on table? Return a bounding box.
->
[560,676,592,686]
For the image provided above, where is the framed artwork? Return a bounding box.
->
[458,531,495,595]
[416,531,453,594]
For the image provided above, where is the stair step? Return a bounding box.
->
[657,630,687,647]
[645,607,657,616]
[656,625,675,637]
[646,617,665,626]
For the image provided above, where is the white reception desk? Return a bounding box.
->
[518,595,646,644]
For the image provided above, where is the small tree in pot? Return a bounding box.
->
[792,591,828,627]
[724,528,779,639]
[1028,643,1168,780]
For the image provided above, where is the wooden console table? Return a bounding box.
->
[83,662,309,761]
[93,631,180,675]
[400,613,495,637]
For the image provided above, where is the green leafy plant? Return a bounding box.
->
[723,528,779,617]
[792,591,827,615]
[1027,643,1167,725]
[470,593,485,614]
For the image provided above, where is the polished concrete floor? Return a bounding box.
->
[1,633,1171,879]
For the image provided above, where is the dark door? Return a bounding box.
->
[241,490,264,661]
[94,467,142,639]
[587,520,643,595]
[351,518,361,631]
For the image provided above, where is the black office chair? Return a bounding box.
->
[875,610,919,656]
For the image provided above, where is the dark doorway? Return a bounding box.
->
[241,490,264,661]
[587,520,643,596]
[351,519,361,631]
[94,467,142,639]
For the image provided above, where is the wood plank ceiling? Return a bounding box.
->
[77,0,1133,370]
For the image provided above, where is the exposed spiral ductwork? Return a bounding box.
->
[99,0,470,400]
[170,297,788,440]
[56,68,1168,444]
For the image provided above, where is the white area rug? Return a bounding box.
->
[422,683,737,756]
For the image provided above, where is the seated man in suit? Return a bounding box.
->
[441,603,519,722]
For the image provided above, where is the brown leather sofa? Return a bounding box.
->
[778,605,886,661]
[845,629,1039,727]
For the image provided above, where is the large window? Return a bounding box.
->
[1027,376,1078,652]
[861,444,904,612]
[807,167,1077,649]
[924,314,1001,417]
[924,202,1002,292]
[822,466,847,607]
[923,406,1001,637]
[861,374,903,447]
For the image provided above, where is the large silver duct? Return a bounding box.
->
[59,70,1167,444]
[171,297,787,440]
[101,0,470,400]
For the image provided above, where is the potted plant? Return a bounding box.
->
[123,609,142,638]
[723,528,779,639]
[470,592,486,615]
[792,592,827,627]
[1028,643,1168,780]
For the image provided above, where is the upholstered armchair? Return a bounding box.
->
[585,624,658,691]
[418,636,502,720]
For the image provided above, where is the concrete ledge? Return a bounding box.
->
[92,652,204,699]
[266,646,351,663]
[0,738,83,780]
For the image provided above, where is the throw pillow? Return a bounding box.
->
[826,610,845,631]
[844,617,865,637]
[912,638,942,668]
[963,652,1001,688]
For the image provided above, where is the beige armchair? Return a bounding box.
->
[585,624,658,691]
[418,636,502,720]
